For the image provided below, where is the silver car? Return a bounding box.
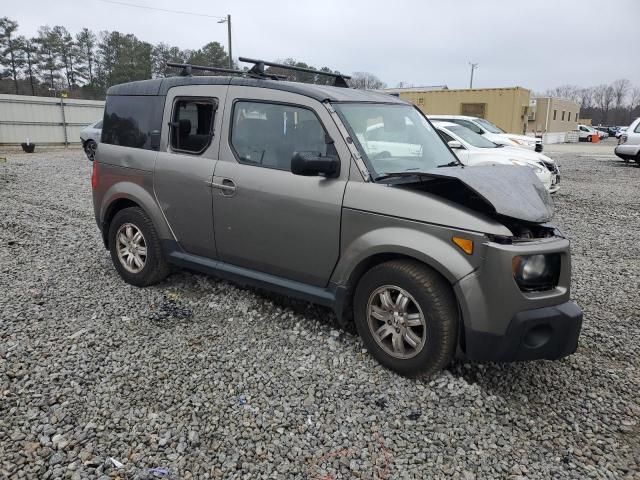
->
[614,118,640,164]
[80,120,102,161]
[91,60,582,377]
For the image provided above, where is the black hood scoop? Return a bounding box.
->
[399,165,554,224]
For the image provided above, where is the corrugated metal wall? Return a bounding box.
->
[0,94,105,145]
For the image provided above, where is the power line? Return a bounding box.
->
[96,0,226,19]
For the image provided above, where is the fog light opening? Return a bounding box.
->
[523,324,553,349]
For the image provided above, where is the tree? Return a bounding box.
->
[187,42,229,74]
[593,84,615,124]
[349,71,387,90]
[52,26,80,89]
[611,79,630,109]
[76,28,97,84]
[152,42,188,78]
[35,26,64,92]
[16,36,38,95]
[0,17,22,94]
[579,87,594,110]
[545,84,581,103]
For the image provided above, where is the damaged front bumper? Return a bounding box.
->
[453,236,583,362]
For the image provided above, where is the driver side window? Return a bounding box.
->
[454,120,483,134]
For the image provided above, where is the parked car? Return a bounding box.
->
[432,121,559,193]
[615,127,627,139]
[91,60,582,377]
[577,124,600,142]
[614,117,640,164]
[594,127,609,139]
[80,120,102,161]
[428,114,543,152]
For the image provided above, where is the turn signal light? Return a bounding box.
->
[452,236,473,255]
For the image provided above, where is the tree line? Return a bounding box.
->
[542,80,640,126]
[0,17,387,99]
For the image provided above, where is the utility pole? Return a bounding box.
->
[469,62,479,89]
[218,15,232,69]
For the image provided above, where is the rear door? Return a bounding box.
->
[211,86,350,287]
[154,85,227,258]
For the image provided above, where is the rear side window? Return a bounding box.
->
[230,101,328,171]
[170,98,217,154]
[102,95,163,150]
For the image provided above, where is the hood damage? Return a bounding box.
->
[397,165,554,224]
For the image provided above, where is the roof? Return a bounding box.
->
[428,115,478,121]
[106,76,408,104]
[379,85,448,93]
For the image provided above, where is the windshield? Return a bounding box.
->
[448,125,498,148]
[475,118,505,134]
[334,103,458,176]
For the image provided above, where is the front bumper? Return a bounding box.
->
[453,236,582,362]
[615,144,640,160]
[462,301,582,361]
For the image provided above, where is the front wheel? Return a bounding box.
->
[108,207,169,287]
[354,260,458,377]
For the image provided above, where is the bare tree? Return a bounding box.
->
[545,84,581,102]
[630,87,640,110]
[349,71,387,90]
[593,84,615,124]
[579,87,594,109]
[611,79,631,109]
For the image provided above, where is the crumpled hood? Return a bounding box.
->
[406,165,554,223]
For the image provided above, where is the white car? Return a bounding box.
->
[428,114,542,152]
[614,117,640,164]
[577,124,602,142]
[79,120,102,161]
[433,121,559,193]
[615,127,627,139]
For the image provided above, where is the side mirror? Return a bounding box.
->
[291,151,339,177]
[447,140,463,149]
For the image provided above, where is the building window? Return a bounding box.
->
[418,97,424,106]
[460,103,486,118]
[561,111,565,121]
[567,112,571,122]
[553,110,557,120]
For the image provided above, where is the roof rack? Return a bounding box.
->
[239,57,351,88]
[166,62,246,77]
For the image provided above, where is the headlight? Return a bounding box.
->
[512,254,561,291]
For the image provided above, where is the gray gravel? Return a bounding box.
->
[0,145,638,479]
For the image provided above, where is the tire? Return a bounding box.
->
[84,140,97,161]
[353,260,458,377]
[587,135,592,143]
[108,207,169,287]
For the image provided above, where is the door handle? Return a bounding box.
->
[207,179,237,194]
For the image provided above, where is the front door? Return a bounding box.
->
[212,87,349,287]
[154,85,228,258]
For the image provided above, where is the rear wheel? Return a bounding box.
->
[108,207,169,287]
[84,140,97,161]
[354,260,458,377]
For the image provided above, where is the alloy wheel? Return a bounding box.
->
[367,285,427,359]
[115,223,147,273]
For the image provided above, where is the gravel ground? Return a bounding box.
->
[0,146,638,479]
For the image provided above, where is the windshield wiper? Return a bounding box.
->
[374,171,427,182]
[437,161,461,168]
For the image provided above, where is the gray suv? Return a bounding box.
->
[91,59,582,377]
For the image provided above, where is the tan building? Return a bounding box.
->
[386,87,532,134]
[527,97,580,143]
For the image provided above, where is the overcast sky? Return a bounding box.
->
[4,0,639,91]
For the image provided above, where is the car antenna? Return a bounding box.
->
[239,57,352,87]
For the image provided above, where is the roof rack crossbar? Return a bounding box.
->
[239,57,351,88]
[167,62,246,77]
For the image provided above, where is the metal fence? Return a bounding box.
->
[0,94,105,146]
